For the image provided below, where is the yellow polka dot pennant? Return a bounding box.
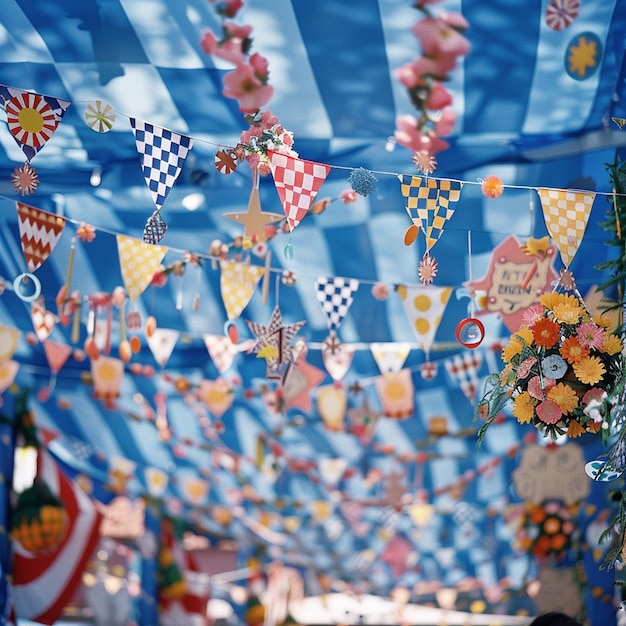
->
[220,260,266,320]
[116,235,168,301]
[537,188,595,267]
[396,284,452,355]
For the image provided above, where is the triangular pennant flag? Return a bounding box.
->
[147,328,180,367]
[370,342,412,377]
[398,175,463,250]
[116,235,168,301]
[322,342,355,381]
[0,325,20,361]
[31,300,56,342]
[197,379,234,418]
[17,202,66,272]
[396,284,452,354]
[444,351,484,403]
[537,188,595,267]
[203,333,239,373]
[319,458,348,487]
[220,260,265,320]
[43,340,73,374]
[315,276,359,332]
[129,118,193,211]
[268,151,331,231]
[0,85,70,161]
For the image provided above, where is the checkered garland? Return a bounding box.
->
[130,118,193,243]
[315,276,360,353]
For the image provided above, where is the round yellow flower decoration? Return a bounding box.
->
[602,333,623,356]
[572,355,606,385]
[547,383,579,414]
[512,392,536,424]
[551,302,584,325]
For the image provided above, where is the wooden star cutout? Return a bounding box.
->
[224,186,283,242]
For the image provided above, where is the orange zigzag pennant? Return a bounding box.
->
[17,202,66,272]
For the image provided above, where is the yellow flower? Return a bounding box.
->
[539,292,584,313]
[512,392,537,424]
[572,356,606,385]
[551,302,584,325]
[547,383,579,414]
[602,332,623,356]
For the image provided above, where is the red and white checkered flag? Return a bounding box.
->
[444,351,483,403]
[268,151,330,231]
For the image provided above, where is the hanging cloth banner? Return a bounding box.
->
[322,342,355,381]
[396,284,452,355]
[116,235,168,301]
[537,188,595,267]
[374,368,415,419]
[17,202,66,272]
[398,175,463,250]
[370,342,412,377]
[203,333,239,373]
[129,118,193,211]
[444,351,484,403]
[220,260,265,320]
[315,276,360,332]
[11,449,102,625]
[0,325,20,361]
[0,359,19,394]
[0,85,70,161]
[268,151,331,231]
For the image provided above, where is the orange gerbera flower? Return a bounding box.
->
[531,317,560,349]
[547,382,579,414]
[566,420,586,438]
[559,335,589,364]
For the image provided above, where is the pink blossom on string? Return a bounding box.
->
[425,83,453,109]
[412,14,470,58]
[223,62,274,113]
[393,3,471,169]
[210,0,245,18]
[339,189,358,204]
[200,23,253,65]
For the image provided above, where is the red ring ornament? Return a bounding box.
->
[455,317,485,349]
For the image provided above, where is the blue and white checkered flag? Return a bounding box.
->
[130,118,193,211]
[315,276,359,332]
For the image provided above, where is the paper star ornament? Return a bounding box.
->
[245,306,305,379]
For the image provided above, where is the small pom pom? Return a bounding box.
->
[371,282,390,301]
[348,167,377,197]
[481,175,504,199]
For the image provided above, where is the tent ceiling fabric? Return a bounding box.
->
[1,0,626,620]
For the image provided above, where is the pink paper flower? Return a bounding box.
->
[425,83,453,109]
[249,52,270,81]
[339,189,358,204]
[536,399,562,424]
[223,63,274,113]
[412,14,471,58]
[212,0,244,18]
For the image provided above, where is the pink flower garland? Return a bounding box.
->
[393,1,471,171]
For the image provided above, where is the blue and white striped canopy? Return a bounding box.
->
[0,0,625,622]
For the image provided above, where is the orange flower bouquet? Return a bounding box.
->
[477,291,624,440]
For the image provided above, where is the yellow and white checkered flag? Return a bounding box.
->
[399,175,463,250]
[537,188,595,267]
